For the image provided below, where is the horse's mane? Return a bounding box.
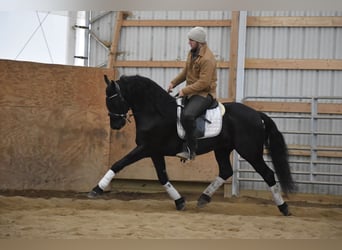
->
[118,75,176,114]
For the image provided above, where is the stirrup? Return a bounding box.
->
[176,146,196,161]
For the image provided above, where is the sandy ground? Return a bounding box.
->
[0,188,341,239]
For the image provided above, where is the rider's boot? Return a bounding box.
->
[176,132,197,161]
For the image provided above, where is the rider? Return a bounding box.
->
[167,26,218,161]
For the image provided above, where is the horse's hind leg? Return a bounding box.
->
[151,155,186,211]
[246,156,291,216]
[197,148,233,208]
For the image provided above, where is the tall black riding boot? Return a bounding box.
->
[176,132,197,161]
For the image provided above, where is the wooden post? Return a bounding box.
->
[228,11,240,102]
[107,11,126,78]
[226,11,240,197]
[106,11,126,187]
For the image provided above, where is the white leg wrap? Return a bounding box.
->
[270,184,284,206]
[98,170,115,190]
[203,176,225,197]
[163,182,181,200]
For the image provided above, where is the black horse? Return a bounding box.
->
[88,74,296,216]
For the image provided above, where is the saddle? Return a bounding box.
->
[176,97,225,139]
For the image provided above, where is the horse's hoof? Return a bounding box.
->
[197,193,211,208]
[87,185,103,199]
[87,190,99,199]
[278,202,292,216]
[175,197,186,211]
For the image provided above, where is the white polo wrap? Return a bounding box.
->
[98,170,115,190]
[270,184,284,206]
[163,182,181,200]
[203,176,225,197]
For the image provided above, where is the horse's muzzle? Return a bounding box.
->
[110,117,126,130]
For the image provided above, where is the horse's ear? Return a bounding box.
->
[104,75,111,86]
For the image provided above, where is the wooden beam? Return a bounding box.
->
[318,103,342,114]
[121,19,231,27]
[244,101,311,113]
[114,60,184,68]
[275,147,342,158]
[245,59,342,71]
[113,60,229,68]
[112,59,342,71]
[247,16,342,27]
[228,11,240,102]
[110,59,342,72]
[243,101,342,115]
[108,11,125,73]
[317,150,342,158]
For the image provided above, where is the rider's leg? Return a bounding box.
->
[177,94,212,160]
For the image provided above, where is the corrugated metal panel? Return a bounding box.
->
[88,11,116,67]
[246,28,342,60]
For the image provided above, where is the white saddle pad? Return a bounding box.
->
[176,98,225,140]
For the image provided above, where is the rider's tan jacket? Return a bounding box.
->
[171,44,217,98]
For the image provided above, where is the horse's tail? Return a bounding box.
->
[260,112,296,194]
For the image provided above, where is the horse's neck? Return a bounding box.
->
[129,98,177,128]
[121,81,177,120]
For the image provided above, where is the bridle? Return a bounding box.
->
[106,81,132,123]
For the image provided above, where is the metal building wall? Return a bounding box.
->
[240,10,342,195]
[87,11,115,68]
[87,10,342,195]
[88,10,231,98]
[245,10,342,98]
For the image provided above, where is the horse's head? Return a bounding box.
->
[104,75,130,130]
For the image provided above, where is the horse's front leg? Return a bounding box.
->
[88,145,149,198]
[151,155,186,211]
